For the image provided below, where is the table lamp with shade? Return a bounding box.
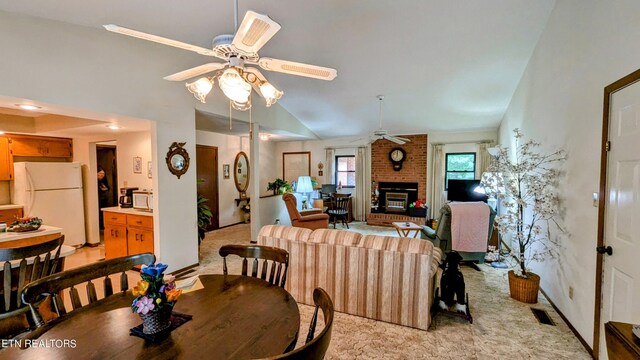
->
[296,176,314,210]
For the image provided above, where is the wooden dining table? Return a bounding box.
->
[4,274,300,359]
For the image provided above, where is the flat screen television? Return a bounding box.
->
[447,179,488,202]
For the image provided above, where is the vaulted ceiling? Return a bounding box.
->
[0,0,555,138]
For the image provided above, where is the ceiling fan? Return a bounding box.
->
[103,0,337,110]
[369,95,410,145]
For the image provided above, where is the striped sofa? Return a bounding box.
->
[257,225,443,330]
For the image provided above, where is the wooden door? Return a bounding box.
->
[599,79,640,358]
[0,137,13,180]
[196,145,219,230]
[104,224,127,259]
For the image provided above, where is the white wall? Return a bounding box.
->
[114,132,153,191]
[498,0,640,348]
[274,136,367,187]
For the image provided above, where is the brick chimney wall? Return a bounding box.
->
[371,134,428,200]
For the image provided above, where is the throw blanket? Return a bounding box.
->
[449,202,490,252]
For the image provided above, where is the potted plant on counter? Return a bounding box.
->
[483,128,566,303]
[267,178,292,195]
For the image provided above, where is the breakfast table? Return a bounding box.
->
[5,274,300,359]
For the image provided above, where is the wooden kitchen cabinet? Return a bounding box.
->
[103,210,153,259]
[0,137,13,180]
[0,207,23,224]
[9,134,73,158]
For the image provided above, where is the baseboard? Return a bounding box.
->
[215,221,246,230]
[539,287,594,359]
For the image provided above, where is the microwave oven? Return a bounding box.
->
[132,190,153,212]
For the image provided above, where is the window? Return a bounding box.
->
[445,153,476,190]
[335,155,356,188]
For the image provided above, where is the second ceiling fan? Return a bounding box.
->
[104,0,337,110]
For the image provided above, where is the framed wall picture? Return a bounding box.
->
[147,161,153,179]
[133,156,142,174]
[283,151,311,185]
[223,164,230,179]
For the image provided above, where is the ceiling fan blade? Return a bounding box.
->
[163,63,228,81]
[258,57,337,80]
[232,11,281,55]
[384,136,406,145]
[393,136,411,142]
[104,24,221,58]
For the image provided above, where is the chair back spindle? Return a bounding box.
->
[0,236,64,326]
[21,253,155,329]
[219,245,289,288]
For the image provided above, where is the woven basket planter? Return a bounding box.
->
[508,270,540,304]
[140,307,172,334]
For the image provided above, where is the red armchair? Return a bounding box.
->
[282,193,329,230]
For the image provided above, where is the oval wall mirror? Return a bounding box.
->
[234,152,250,198]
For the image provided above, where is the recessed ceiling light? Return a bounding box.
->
[107,124,122,130]
[16,104,41,111]
[259,134,270,141]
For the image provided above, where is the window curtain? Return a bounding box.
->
[354,146,371,221]
[477,141,495,176]
[429,144,445,219]
[325,148,335,184]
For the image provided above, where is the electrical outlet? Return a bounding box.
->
[569,286,574,300]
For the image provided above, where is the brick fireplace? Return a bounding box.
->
[368,134,428,226]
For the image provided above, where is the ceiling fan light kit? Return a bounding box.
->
[104,1,336,111]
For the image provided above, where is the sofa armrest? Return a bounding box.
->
[299,214,329,222]
[421,226,436,239]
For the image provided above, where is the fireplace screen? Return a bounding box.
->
[385,192,408,213]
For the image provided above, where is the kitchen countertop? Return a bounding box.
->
[0,204,24,210]
[0,225,64,243]
[101,206,154,216]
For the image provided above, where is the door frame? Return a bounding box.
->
[593,67,640,358]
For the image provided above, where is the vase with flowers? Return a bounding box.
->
[482,128,566,303]
[132,263,183,334]
[408,199,427,218]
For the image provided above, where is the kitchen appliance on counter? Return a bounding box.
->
[119,187,139,208]
[11,162,86,247]
[132,190,153,212]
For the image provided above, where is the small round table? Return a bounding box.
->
[8,275,300,359]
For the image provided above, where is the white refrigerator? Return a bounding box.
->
[11,162,87,247]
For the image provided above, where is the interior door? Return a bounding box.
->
[196,145,219,230]
[600,80,640,358]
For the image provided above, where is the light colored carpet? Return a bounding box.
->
[197,223,590,359]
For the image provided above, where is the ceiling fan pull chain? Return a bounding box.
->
[249,93,253,140]
[229,100,233,130]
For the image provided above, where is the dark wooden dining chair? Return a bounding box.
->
[262,287,334,360]
[0,236,64,337]
[327,194,350,229]
[219,244,289,288]
[21,252,155,328]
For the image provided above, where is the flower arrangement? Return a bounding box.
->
[483,128,566,279]
[132,263,182,315]
[409,199,426,208]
